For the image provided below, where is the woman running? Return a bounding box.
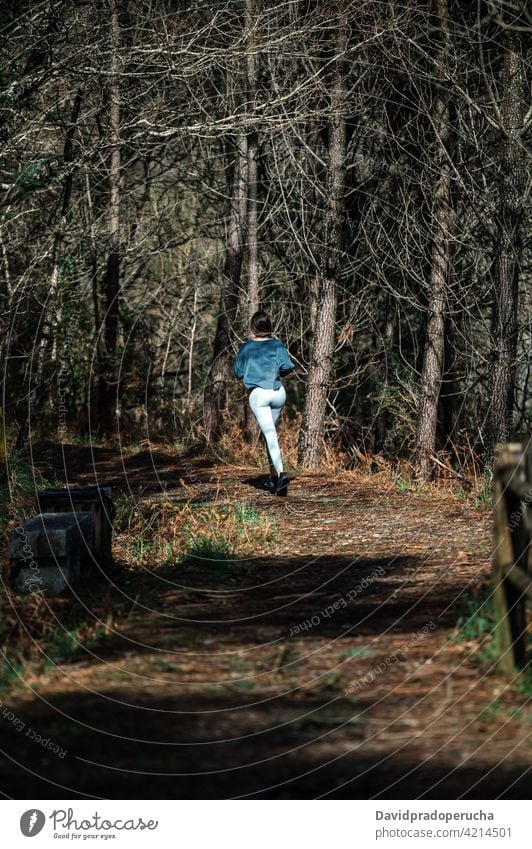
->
[233,310,295,496]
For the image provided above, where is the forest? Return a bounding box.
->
[0,0,530,805]
[0,0,529,476]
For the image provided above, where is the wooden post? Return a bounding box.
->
[492,441,528,675]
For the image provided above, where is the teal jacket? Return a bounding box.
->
[233,338,295,390]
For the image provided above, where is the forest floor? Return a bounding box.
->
[0,442,530,799]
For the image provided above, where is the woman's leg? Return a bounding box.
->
[264,441,275,477]
[265,386,286,474]
[270,385,286,427]
[249,388,285,475]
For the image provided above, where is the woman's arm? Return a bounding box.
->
[233,345,246,379]
[278,342,296,376]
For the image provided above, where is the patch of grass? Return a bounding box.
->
[45,629,82,664]
[452,596,500,665]
[477,696,502,722]
[115,500,276,568]
[453,594,532,692]
[183,543,233,575]
[0,443,59,532]
[515,670,532,700]
[345,647,375,659]
[0,582,115,696]
[0,654,26,695]
[473,477,492,508]
[476,696,530,724]
[233,502,265,529]
[453,474,492,509]
[393,475,411,494]
[453,597,494,645]
[8,452,37,498]
[59,430,103,446]
[112,493,137,533]
[44,622,109,666]
[283,462,300,474]
[131,537,154,561]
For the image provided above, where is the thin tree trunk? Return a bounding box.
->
[298,14,346,469]
[203,135,248,443]
[414,0,454,479]
[438,313,461,453]
[244,0,261,445]
[0,233,13,386]
[485,26,526,468]
[98,0,121,437]
[374,297,395,454]
[84,169,101,363]
[188,287,198,402]
[16,86,83,449]
[246,0,260,320]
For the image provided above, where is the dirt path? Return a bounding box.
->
[0,445,529,799]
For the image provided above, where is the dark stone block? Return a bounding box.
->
[9,512,93,595]
[37,486,114,569]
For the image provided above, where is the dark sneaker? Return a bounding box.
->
[275,473,289,496]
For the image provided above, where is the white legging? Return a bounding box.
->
[248,385,286,475]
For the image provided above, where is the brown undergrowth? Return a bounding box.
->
[0,440,529,799]
[113,498,277,567]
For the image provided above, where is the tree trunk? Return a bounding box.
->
[203,135,248,444]
[246,0,260,321]
[414,0,454,479]
[97,0,121,438]
[298,15,346,469]
[485,26,526,468]
[438,313,461,454]
[16,86,83,449]
[244,0,261,445]
[374,298,395,454]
